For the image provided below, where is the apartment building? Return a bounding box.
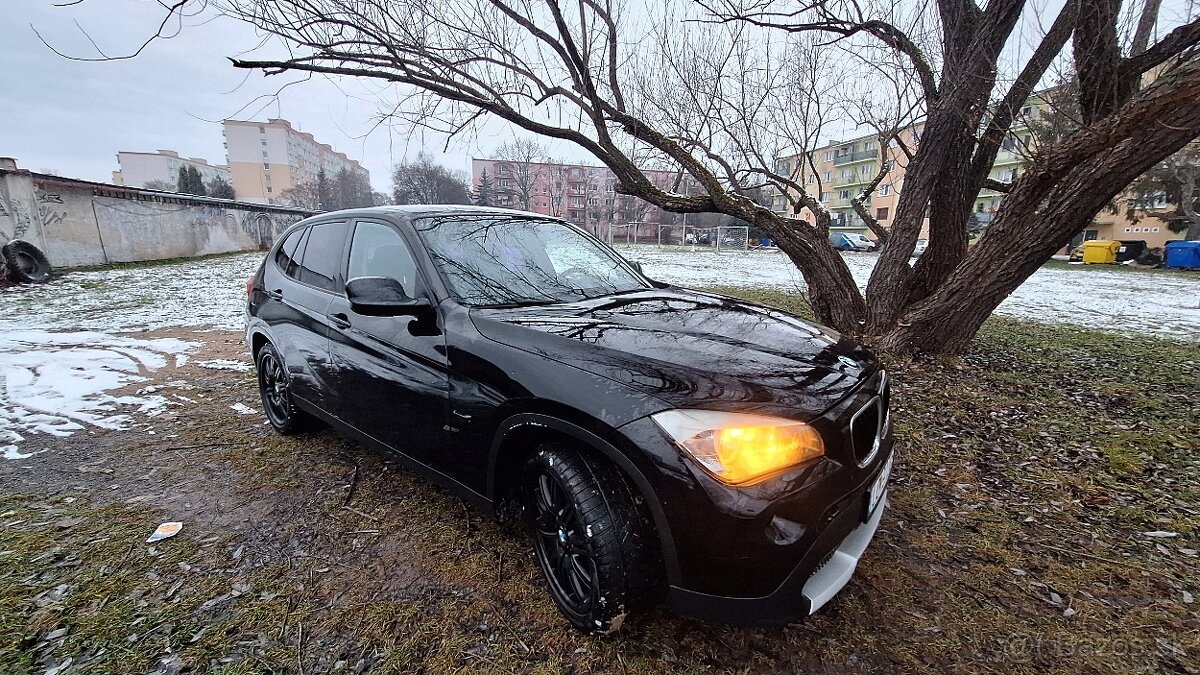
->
[111,150,230,189]
[471,158,692,240]
[771,126,921,237]
[223,118,369,204]
[772,102,1048,240]
[773,97,1186,250]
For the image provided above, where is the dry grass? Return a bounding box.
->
[1,292,1197,674]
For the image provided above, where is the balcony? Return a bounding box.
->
[993,149,1025,166]
[833,150,877,165]
[833,174,874,188]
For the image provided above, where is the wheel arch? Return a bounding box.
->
[249,328,271,360]
[487,412,681,585]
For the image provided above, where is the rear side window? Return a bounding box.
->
[274,227,306,278]
[298,222,347,291]
[347,221,419,296]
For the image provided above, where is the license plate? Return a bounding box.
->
[867,454,893,516]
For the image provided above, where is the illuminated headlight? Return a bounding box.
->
[651,410,825,485]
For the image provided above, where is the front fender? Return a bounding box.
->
[487,413,682,586]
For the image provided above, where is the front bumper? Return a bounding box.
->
[666,481,889,625]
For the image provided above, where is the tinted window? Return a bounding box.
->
[274,227,305,279]
[298,222,346,291]
[347,221,419,296]
[413,215,646,306]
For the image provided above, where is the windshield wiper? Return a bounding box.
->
[477,297,560,309]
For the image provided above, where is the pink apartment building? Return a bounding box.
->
[470,158,696,241]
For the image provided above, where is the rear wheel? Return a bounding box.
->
[256,342,317,435]
[524,444,659,634]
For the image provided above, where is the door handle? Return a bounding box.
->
[328,312,352,330]
[266,288,284,300]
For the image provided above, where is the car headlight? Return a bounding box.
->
[651,410,825,485]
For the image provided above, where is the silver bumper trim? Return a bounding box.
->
[802,492,887,614]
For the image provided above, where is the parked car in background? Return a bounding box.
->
[246,206,894,634]
[829,232,876,252]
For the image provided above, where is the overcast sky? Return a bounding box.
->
[1,0,1191,194]
[0,1,536,192]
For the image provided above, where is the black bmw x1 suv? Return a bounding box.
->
[246,206,894,634]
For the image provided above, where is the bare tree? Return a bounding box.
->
[117,0,1200,352]
[493,138,547,210]
[392,152,472,205]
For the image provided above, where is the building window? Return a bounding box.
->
[266,187,273,193]
[825,151,834,161]
[259,125,265,133]
[263,162,269,169]
[838,189,850,200]
[876,207,889,220]
[823,171,831,181]
[879,185,891,196]
[977,202,985,212]
[883,160,894,171]
[1125,227,1132,233]
[261,139,267,146]
[820,192,831,201]
[1152,227,1160,232]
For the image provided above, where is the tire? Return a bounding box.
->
[1,240,51,284]
[255,342,318,435]
[524,444,660,634]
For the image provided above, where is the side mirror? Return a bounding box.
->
[345,276,432,317]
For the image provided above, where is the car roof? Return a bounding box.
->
[307,204,559,221]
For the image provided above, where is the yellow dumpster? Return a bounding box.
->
[1082,240,1120,264]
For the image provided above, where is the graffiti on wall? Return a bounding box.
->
[37,192,68,228]
[189,204,304,249]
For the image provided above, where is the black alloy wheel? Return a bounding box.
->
[524,444,660,634]
[255,343,316,435]
[533,470,600,617]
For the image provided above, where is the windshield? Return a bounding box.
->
[412,214,649,306]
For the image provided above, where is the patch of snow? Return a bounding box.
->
[230,402,257,415]
[0,330,198,455]
[0,253,264,333]
[620,248,1200,340]
[200,359,253,373]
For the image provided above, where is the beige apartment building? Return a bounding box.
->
[773,98,1185,250]
[222,118,369,204]
[771,125,925,237]
[111,149,230,189]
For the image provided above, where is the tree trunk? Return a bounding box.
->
[759,211,866,333]
[880,66,1200,352]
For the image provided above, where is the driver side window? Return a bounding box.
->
[347,221,419,296]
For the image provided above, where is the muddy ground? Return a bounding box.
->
[2,311,1198,674]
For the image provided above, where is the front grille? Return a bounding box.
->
[849,396,883,465]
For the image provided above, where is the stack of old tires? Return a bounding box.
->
[0,240,52,285]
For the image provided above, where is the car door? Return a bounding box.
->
[263,220,349,413]
[326,218,451,469]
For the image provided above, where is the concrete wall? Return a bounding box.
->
[0,159,313,268]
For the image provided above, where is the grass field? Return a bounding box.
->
[1,287,1197,674]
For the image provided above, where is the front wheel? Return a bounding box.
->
[525,444,660,634]
[255,342,317,435]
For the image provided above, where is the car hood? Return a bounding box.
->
[470,288,877,420]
